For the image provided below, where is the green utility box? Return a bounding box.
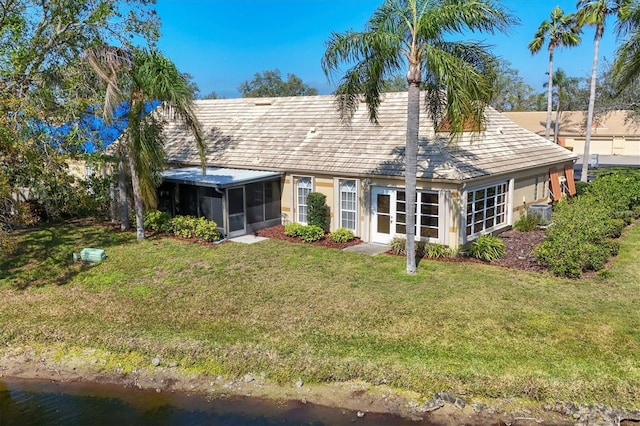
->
[80,248,106,263]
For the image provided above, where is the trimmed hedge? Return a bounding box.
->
[534,170,640,277]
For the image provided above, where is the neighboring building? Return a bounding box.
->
[503,110,640,163]
[160,92,576,248]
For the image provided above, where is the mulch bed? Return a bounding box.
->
[254,225,363,249]
[255,225,547,273]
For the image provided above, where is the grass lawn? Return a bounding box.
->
[1,220,640,408]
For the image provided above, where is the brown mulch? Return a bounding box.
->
[254,225,362,249]
[492,229,547,272]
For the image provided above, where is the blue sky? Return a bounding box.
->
[155,0,620,99]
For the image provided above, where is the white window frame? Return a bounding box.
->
[394,190,440,242]
[464,180,510,239]
[294,176,313,224]
[337,179,358,233]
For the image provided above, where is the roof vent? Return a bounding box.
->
[309,127,316,133]
[254,99,273,106]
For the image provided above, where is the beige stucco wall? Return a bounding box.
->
[565,136,640,158]
[280,162,573,249]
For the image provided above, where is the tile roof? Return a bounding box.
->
[162,92,576,182]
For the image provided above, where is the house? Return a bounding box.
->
[503,110,640,166]
[159,92,577,248]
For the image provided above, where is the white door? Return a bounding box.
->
[371,187,396,244]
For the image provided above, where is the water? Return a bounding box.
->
[0,378,425,425]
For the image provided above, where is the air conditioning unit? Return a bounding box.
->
[528,204,552,223]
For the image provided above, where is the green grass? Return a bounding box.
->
[2,220,640,408]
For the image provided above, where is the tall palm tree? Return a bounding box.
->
[87,46,206,240]
[322,0,513,274]
[544,69,581,144]
[528,6,581,141]
[576,0,629,183]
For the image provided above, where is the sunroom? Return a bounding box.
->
[158,167,283,238]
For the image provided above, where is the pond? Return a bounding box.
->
[0,378,428,425]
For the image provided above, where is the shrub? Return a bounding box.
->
[389,236,427,257]
[144,209,172,232]
[330,228,355,243]
[298,225,325,242]
[284,222,304,237]
[468,234,505,262]
[170,215,220,241]
[390,236,407,255]
[193,217,220,242]
[170,215,196,239]
[307,192,329,232]
[423,243,456,259]
[513,212,543,232]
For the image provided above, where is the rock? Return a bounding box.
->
[454,397,466,409]
[421,399,445,412]
[356,411,365,418]
[473,403,487,412]
[151,357,161,367]
[295,378,304,388]
[168,362,178,368]
[243,374,255,383]
[435,391,456,404]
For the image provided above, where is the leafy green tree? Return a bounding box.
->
[528,6,582,140]
[490,60,537,111]
[576,0,629,182]
[238,69,318,97]
[87,46,206,240]
[201,91,225,99]
[322,0,513,274]
[381,75,408,92]
[0,0,159,227]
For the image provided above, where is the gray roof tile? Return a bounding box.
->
[162,92,577,181]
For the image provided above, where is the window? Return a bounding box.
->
[296,177,312,224]
[395,190,439,239]
[465,182,508,237]
[339,180,357,231]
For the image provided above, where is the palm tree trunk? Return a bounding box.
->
[581,28,601,183]
[404,81,420,275]
[118,154,130,230]
[545,48,554,140]
[554,91,561,145]
[128,153,145,241]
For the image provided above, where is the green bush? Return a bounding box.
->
[513,212,543,232]
[468,234,505,262]
[193,217,220,242]
[423,243,456,259]
[389,236,426,257]
[284,222,304,237]
[330,228,355,243]
[307,192,329,232]
[170,216,220,242]
[532,171,640,277]
[170,215,196,239]
[298,225,325,242]
[144,209,172,232]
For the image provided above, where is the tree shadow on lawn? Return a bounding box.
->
[1,219,134,290]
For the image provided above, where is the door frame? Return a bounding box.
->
[371,187,397,244]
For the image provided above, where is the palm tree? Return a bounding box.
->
[87,46,206,240]
[611,3,640,93]
[576,0,629,182]
[322,0,513,274]
[544,69,581,144]
[528,6,581,141]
